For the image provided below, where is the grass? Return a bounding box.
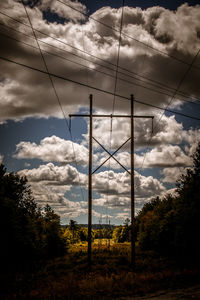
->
[2,240,200,299]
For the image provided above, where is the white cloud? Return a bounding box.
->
[153,4,200,54]
[96,143,192,171]
[139,145,191,168]
[84,115,184,152]
[161,167,185,183]
[28,181,88,219]
[19,162,87,185]
[20,161,165,199]
[93,169,165,198]
[17,160,166,222]
[182,129,200,156]
[14,135,89,165]
[38,0,87,22]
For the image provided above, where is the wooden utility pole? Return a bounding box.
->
[130,94,135,268]
[69,94,154,267]
[88,94,93,266]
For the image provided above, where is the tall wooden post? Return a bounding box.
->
[88,94,93,266]
[131,94,135,268]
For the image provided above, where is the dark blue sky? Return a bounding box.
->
[81,0,199,13]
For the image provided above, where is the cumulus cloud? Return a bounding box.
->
[182,129,200,156]
[93,169,165,198]
[14,135,89,165]
[96,143,192,171]
[37,0,87,22]
[20,161,165,199]
[19,162,87,185]
[28,181,88,220]
[161,167,185,183]
[138,145,191,168]
[18,161,166,222]
[84,115,184,151]
[0,1,200,122]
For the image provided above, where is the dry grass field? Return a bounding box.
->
[2,240,200,299]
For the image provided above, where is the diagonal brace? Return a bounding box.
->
[92,136,131,175]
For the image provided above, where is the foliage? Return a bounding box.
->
[0,164,66,272]
[94,227,113,239]
[64,221,89,244]
[113,225,131,243]
[136,142,200,262]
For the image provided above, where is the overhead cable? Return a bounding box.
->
[21,2,85,201]
[1,11,200,103]
[2,29,200,109]
[0,54,200,121]
[57,0,200,71]
[139,48,200,169]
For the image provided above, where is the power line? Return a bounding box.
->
[3,30,200,110]
[1,54,200,122]
[113,0,125,112]
[57,0,200,71]
[22,3,69,125]
[21,2,85,202]
[1,12,200,104]
[139,48,200,170]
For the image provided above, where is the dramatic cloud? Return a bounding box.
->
[0,1,200,122]
[37,0,87,22]
[14,135,89,165]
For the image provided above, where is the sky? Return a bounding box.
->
[0,0,200,225]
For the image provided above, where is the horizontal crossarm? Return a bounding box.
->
[92,137,131,175]
[69,114,154,119]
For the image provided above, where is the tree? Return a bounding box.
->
[136,142,200,262]
[69,219,79,243]
[43,204,66,258]
[123,218,131,227]
[113,225,130,243]
[174,142,200,259]
[0,164,66,271]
